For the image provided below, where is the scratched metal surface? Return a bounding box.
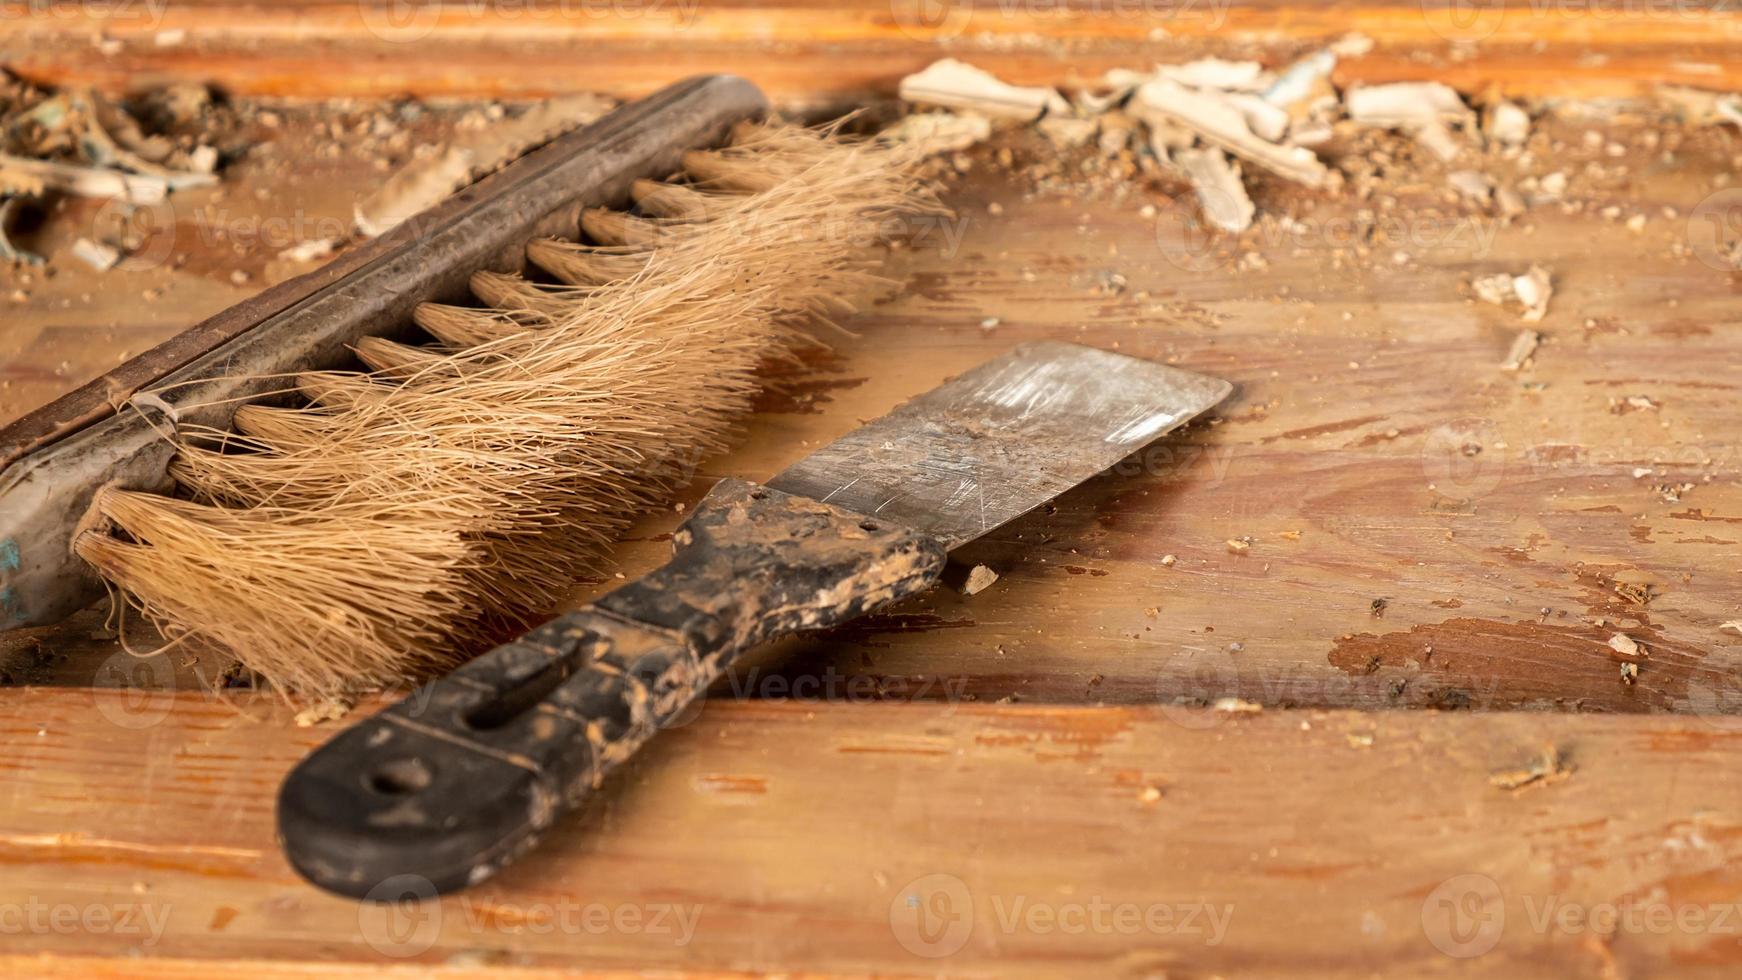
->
[767,341,1233,550]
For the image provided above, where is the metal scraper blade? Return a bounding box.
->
[767,341,1232,549]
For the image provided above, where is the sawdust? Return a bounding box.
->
[1489,745,1573,792]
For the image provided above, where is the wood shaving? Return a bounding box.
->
[1344,82,1469,128]
[1500,329,1541,372]
[0,154,172,203]
[354,93,615,236]
[1607,632,1645,658]
[898,59,1070,122]
[1485,100,1531,146]
[1131,77,1329,187]
[71,237,119,272]
[1473,266,1553,322]
[881,111,991,154]
[962,564,1000,596]
[1173,147,1254,233]
[1513,266,1553,322]
[278,238,337,263]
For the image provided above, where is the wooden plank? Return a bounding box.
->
[4,690,1742,976]
[5,108,1742,717]
[1,1,1740,100]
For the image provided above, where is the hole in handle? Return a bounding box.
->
[463,656,576,731]
[368,757,432,795]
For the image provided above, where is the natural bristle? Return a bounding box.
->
[78,120,937,698]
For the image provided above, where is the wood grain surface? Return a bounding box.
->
[6,106,1742,713]
[3,12,1742,973]
[1,1,1741,100]
[5,690,1742,976]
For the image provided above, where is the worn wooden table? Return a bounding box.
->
[4,3,1742,976]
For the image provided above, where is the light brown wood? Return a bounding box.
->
[4,689,1742,976]
[2,1,1740,100]
[3,13,1742,974]
[7,108,1742,714]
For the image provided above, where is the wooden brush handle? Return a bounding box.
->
[277,478,946,898]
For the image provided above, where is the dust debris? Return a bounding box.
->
[1225,538,1251,555]
[1160,554,1178,566]
[1499,329,1541,372]
[881,110,991,154]
[1489,745,1573,792]
[961,564,1000,596]
[1345,732,1374,748]
[1614,581,1654,606]
[354,94,615,236]
[1213,697,1262,714]
[1654,481,1694,504]
[1139,785,1163,803]
[1620,662,1639,685]
[293,696,355,727]
[70,237,119,272]
[1369,597,1387,618]
[1611,394,1660,413]
[278,238,337,263]
[1472,266,1553,322]
[1484,100,1531,146]
[0,76,238,271]
[1607,633,1646,659]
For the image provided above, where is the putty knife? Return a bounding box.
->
[279,341,1232,897]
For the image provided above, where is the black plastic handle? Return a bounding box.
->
[277,478,946,897]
